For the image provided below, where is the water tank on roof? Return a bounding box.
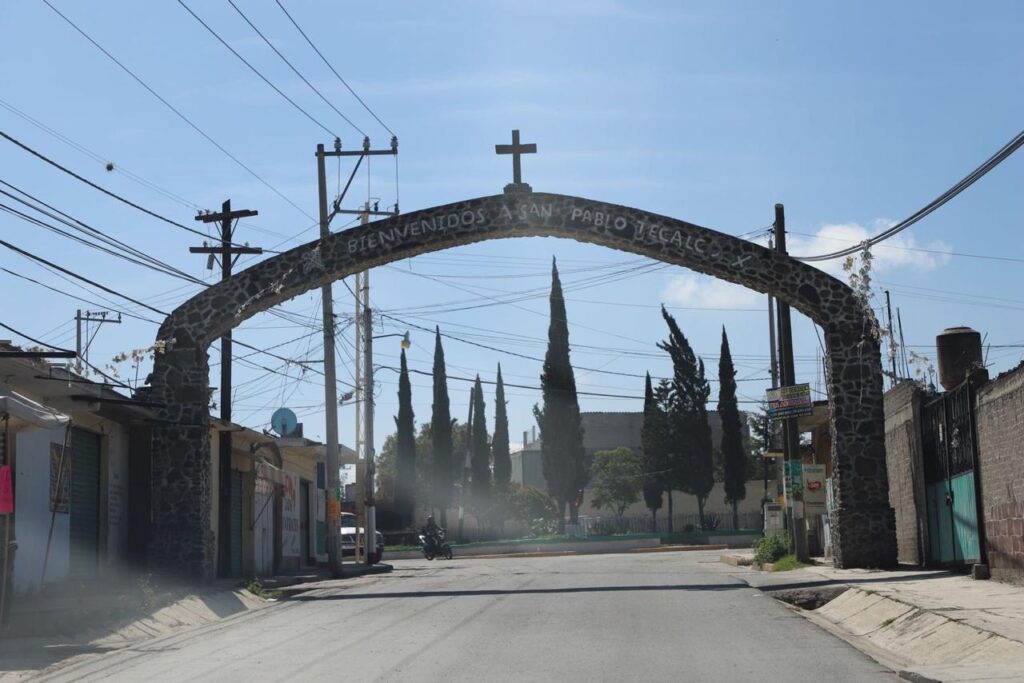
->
[936,326,985,391]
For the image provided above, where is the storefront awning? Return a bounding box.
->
[0,389,70,432]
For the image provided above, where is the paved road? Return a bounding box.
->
[37,551,894,682]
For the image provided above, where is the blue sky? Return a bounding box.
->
[2,1,1022,458]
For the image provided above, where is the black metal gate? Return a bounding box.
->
[921,382,981,566]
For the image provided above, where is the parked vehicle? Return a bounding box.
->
[340,512,385,562]
[419,528,453,560]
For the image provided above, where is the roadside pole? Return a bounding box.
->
[773,203,810,563]
[362,304,376,565]
[316,143,343,575]
[190,200,261,578]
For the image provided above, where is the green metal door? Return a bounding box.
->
[950,471,980,564]
[926,481,955,564]
[230,470,243,576]
[922,383,982,567]
[69,427,101,577]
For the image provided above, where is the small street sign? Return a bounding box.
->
[766,383,813,420]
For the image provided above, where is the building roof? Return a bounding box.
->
[0,341,155,424]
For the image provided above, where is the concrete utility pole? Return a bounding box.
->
[190,200,261,578]
[74,309,121,373]
[361,304,375,564]
[773,203,809,563]
[315,143,346,575]
[317,137,398,572]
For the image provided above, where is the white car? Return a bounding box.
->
[340,512,385,560]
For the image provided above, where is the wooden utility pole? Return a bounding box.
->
[190,200,261,578]
[773,203,809,563]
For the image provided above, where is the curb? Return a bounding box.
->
[630,544,727,554]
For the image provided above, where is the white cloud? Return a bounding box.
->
[777,220,953,278]
[661,274,761,309]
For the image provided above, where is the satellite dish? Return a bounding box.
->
[271,408,298,437]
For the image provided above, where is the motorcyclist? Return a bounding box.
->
[421,515,442,552]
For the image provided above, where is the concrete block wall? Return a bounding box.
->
[975,365,1024,585]
[883,381,927,566]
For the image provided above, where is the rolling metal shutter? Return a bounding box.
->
[69,427,101,577]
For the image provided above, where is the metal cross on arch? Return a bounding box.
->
[495,129,537,186]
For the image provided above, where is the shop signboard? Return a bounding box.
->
[803,464,827,515]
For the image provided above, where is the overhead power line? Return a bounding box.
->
[176,0,339,139]
[1,267,154,323]
[273,0,395,138]
[798,128,1024,262]
[225,0,365,137]
[0,238,168,315]
[39,0,313,221]
[0,130,280,253]
[0,96,201,210]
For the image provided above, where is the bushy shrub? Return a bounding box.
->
[754,532,790,565]
[701,512,721,531]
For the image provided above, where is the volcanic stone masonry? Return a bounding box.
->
[144,192,897,577]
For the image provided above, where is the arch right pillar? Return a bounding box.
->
[824,323,897,568]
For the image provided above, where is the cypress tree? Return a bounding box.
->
[658,306,714,529]
[431,327,453,527]
[533,258,586,534]
[719,326,747,530]
[394,348,416,528]
[641,372,664,532]
[470,375,491,510]
[492,364,511,490]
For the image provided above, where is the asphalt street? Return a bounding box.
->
[35,550,895,682]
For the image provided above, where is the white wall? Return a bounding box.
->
[14,427,70,593]
[13,417,131,593]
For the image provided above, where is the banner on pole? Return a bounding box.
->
[766,383,813,420]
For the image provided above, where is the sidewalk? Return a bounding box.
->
[0,564,392,681]
[721,552,1024,682]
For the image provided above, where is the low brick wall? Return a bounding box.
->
[976,366,1024,585]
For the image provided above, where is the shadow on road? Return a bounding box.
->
[290,582,746,601]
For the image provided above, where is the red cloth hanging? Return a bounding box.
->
[0,465,12,514]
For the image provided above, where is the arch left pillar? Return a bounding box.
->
[147,334,214,579]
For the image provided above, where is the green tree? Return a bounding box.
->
[394,348,416,528]
[492,364,511,491]
[431,327,454,526]
[658,306,714,529]
[534,258,587,534]
[640,372,665,532]
[470,375,492,512]
[378,421,467,516]
[718,327,747,530]
[590,447,644,530]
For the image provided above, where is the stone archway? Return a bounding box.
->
[146,192,896,577]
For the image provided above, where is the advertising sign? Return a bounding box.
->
[281,471,300,558]
[803,464,827,515]
[783,459,804,499]
[766,383,813,420]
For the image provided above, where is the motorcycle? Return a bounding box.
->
[418,528,453,561]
